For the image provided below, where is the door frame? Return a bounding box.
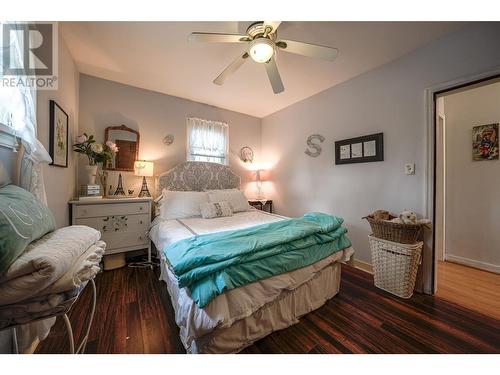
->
[424,67,500,294]
[435,112,446,262]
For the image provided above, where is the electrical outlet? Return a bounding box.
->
[405,163,415,175]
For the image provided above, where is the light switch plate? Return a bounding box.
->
[405,163,415,175]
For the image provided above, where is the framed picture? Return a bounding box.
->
[49,100,69,167]
[472,123,498,161]
[335,133,384,165]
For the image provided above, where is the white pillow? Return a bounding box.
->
[200,201,233,219]
[206,189,251,213]
[159,189,209,220]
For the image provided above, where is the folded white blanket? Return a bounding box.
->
[42,241,105,295]
[0,287,81,328]
[0,225,101,306]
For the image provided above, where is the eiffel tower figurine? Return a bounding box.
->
[114,173,126,196]
[138,176,151,197]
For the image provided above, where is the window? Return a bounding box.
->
[187,117,229,165]
[0,21,37,147]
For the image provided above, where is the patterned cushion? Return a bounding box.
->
[207,189,251,213]
[0,184,56,275]
[200,201,233,219]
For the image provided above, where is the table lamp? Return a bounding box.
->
[255,169,265,200]
[134,160,154,197]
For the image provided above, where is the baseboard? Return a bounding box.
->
[350,259,373,274]
[445,254,500,274]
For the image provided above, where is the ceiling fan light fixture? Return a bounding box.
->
[249,38,275,63]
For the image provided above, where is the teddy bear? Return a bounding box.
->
[370,209,391,221]
[390,209,431,226]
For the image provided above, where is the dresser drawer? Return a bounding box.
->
[74,202,149,218]
[75,214,149,233]
[101,231,149,251]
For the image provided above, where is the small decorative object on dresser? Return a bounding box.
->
[69,197,153,268]
[248,199,273,213]
[114,173,126,196]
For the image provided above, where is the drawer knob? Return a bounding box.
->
[139,207,143,210]
[139,220,143,224]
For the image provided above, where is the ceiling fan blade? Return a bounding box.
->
[263,21,282,34]
[276,39,339,61]
[189,32,250,43]
[213,52,249,85]
[265,56,284,94]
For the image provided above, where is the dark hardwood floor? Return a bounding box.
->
[35,264,500,354]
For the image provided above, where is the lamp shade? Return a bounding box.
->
[254,169,270,182]
[134,161,154,177]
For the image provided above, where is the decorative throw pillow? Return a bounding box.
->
[200,201,233,219]
[159,189,209,220]
[0,184,56,275]
[206,189,251,213]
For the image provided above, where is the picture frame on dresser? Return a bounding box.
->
[69,197,153,265]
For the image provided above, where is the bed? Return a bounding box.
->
[149,161,354,354]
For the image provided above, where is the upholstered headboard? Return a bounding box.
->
[157,161,241,192]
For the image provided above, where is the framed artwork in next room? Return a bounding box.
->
[49,100,69,168]
[335,132,384,165]
[472,123,499,161]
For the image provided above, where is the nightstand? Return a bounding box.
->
[248,199,273,213]
[69,197,153,263]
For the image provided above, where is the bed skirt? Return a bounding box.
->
[163,260,342,354]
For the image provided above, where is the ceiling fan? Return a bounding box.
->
[188,21,339,94]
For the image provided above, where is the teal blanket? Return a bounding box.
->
[163,212,352,307]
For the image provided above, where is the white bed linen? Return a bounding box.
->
[149,210,354,353]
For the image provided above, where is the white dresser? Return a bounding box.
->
[69,197,153,262]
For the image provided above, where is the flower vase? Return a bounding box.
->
[85,165,98,185]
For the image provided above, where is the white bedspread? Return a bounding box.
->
[149,210,354,350]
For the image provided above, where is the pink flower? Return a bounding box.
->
[106,141,119,153]
[75,134,87,144]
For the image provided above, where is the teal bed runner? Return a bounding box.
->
[163,212,352,307]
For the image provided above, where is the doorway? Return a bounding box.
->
[433,76,500,319]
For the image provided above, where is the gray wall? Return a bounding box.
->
[36,35,80,228]
[261,23,500,264]
[444,81,500,271]
[78,74,262,197]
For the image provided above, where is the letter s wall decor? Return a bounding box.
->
[304,134,325,157]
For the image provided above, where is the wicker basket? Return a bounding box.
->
[363,215,423,244]
[369,235,423,298]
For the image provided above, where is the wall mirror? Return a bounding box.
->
[104,125,140,171]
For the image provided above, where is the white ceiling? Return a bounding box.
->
[61,21,465,118]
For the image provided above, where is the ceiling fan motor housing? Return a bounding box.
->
[246,22,277,40]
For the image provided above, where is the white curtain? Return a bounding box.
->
[187,117,229,165]
[0,22,51,204]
